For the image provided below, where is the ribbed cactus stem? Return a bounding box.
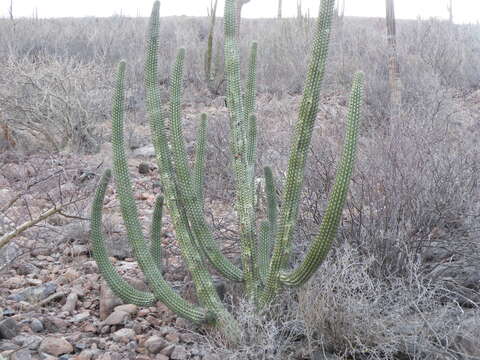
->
[150,195,164,271]
[144,1,238,336]
[281,71,364,286]
[110,59,212,323]
[258,221,271,283]
[90,169,156,307]
[261,0,336,307]
[224,0,259,298]
[168,48,242,283]
[264,166,278,236]
[193,114,208,207]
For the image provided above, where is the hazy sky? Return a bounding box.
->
[2,0,480,24]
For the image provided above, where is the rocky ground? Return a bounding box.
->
[0,146,237,360]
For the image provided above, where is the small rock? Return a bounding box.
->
[30,318,44,333]
[15,263,39,276]
[75,349,99,360]
[160,344,175,357]
[0,317,19,339]
[72,312,90,323]
[112,328,135,343]
[7,282,57,303]
[62,293,78,313]
[170,345,188,360]
[133,145,155,158]
[67,245,89,257]
[11,349,32,360]
[99,283,123,320]
[39,337,73,356]
[103,311,129,326]
[63,268,80,281]
[114,304,138,315]
[12,334,42,350]
[174,317,189,329]
[0,340,18,351]
[81,323,97,333]
[154,355,169,360]
[30,247,51,257]
[144,335,168,354]
[179,333,195,344]
[43,316,69,331]
[165,332,179,343]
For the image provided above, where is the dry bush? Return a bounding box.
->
[297,244,477,359]
[203,297,303,359]
[0,57,113,152]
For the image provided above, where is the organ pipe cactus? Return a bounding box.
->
[90,0,364,339]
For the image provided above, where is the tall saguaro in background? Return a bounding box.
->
[9,0,13,20]
[278,0,282,19]
[385,0,402,121]
[335,0,345,27]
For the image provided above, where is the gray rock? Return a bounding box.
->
[111,328,135,343]
[133,145,155,158]
[102,311,129,326]
[60,222,90,245]
[99,283,123,320]
[62,293,78,313]
[0,340,18,351]
[39,337,73,356]
[145,335,168,354]
[30,319,43,333]
[15,263,39,276]
[0,318,18,339]
[7,282,57,303]
[11,349,32,360]
[72,312,90,323]
[12,334,42,350]
[160,344,175,357]
[113,304,137,315]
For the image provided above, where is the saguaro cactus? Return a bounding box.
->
[91,0,364,340]
[385,0,402,121]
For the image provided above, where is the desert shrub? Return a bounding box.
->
[297,244,475,359]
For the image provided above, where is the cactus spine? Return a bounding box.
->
[90,0,364,339]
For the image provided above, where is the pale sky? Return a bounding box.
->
[2,0,480,24]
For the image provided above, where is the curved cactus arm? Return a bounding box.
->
[193,114,207,207]
[260,0,336,307]
[91,169,156,307]
[281,72,364,287]
[168,48,243,282]
[225,0,259,298]
[257,221,271,283]
[145,1,238,334]
[111,59,212,324]
[150,195,164,271]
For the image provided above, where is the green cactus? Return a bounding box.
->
[205,0,218,84]
[90,0,364,339]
